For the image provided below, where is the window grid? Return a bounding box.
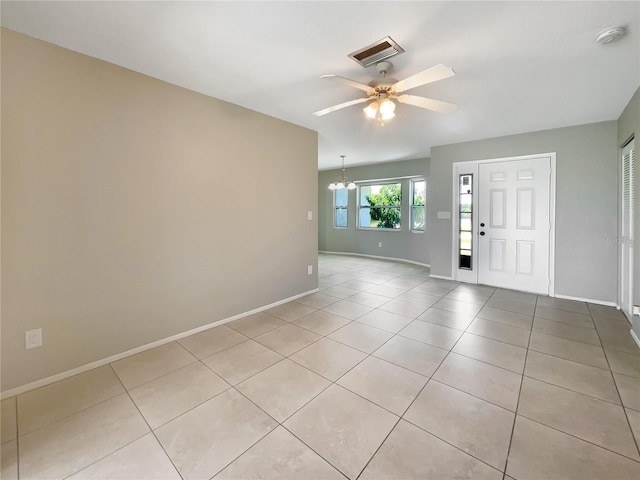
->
[358,183,402,230]
[411,179,426,232]
[459,174,473,270]
[334,188,348,228]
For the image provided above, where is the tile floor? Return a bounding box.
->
[2,253,640,479]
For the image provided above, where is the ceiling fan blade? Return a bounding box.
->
[321,75,374,94]
[393,64,455,93]
[312,97,371,116]
[396,94,458,114]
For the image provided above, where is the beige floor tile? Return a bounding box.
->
[606,348,640,378]
[320,285,361,299]
[532,317,601,346]
[383,275,426,289]
[417,307,474,330]
[19,394,149,480]
[594,316,633,331]
[400,320,463,350]
[1,397,17,443]
[347,291,391,308]
[328,322,393,354]
[518,377,639,460]
[339,279,378,291]
[507,416,640,480]
[432,298,483,317]
[378,299,430,318]
[236,359,330,422]
[524,351,619,404]
[404,380,514,470]
[202,339,283,385]
[395,291,441,306]
[67,433,181,479]
[444,290,490,305]
[290,337,367,381]
[491,289,537,305]
[598,327,640,355]
[226,312,286,337]
[214,426,344,479]
[467,318,530,348]
[266,301,317,322]
[338,357,427,415]
[155,389,277,480]
[1,440,17,480]
[284,384,398,480]
[17,366,124,435]
[365,284,408,298]
[292,310,351,335]
[453,332,527,373]
[485,298,535,316]
[360,419,502,480]
[356,309,413,333]
[254,323,321,356]
[433,353,521,411]
[322,299,374,319]
[589,304,629,321]
[534,306,594,328]
[455,284,497,296]
[295,292,340,309]
[410,282,455,296]
[615,373,640,411]
[528,331,609,369]
[476,306,533,329]
[536,296,589,314]
[373,335,448,377]
[178,325,248,359]
[111,342,196,388]
[129,362,229,428]
[626,408,640,446]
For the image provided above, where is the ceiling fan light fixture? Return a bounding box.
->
[379,98,396,116]
[363,101,378,118]
[381,110,396,121]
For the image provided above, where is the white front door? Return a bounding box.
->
[620,139,635,323]
[477,156,552,294]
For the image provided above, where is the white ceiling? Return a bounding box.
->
[2,1,639,170]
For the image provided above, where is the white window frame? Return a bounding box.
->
[333,188,349,229]
[357,182,402,231]
[410,179,426,233]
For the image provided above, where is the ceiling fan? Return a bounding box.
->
[312,61,457,122]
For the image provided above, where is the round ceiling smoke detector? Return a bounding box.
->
[596,26,627,44]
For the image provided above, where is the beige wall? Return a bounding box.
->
[1,29,318,392]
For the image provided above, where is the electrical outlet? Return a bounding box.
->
[378,242,383,248]
[308,265,313,275]
[25,328,42,349]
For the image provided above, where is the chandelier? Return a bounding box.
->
[328,155,356,190]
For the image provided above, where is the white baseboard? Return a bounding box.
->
[553,293,617,307]
[1,288,319,399]
[631,329,640,350]
[319,250,430,268]
[429,274,455,281]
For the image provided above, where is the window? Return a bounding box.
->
[411,180,426,232]
[334,188,348,228]
[359,183,401,229]
[459,174,473,269]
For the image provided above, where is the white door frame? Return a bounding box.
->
[451,152,556,295]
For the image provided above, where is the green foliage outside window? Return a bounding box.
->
[366,184,402,229]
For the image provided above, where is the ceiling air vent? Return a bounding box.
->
[348,36,405,67]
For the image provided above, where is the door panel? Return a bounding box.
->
[478,157,551,294]
[621,140,635,323]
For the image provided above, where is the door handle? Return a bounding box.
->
[480,223,485,227]
[480,232,485,236]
